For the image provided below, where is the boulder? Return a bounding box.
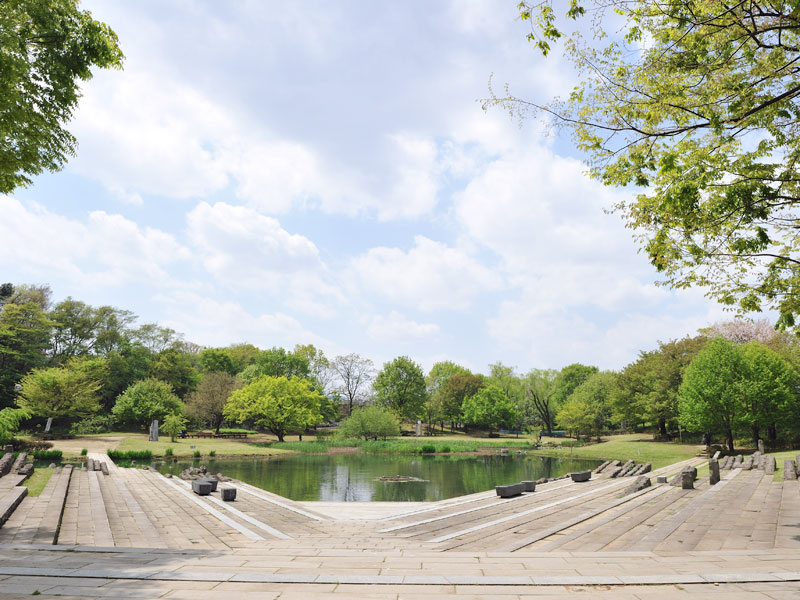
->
[733,455,743,467]
[784,460,797,481]
[0,453,13,477]
[741,456,754,470]
[11,453,27,474]
[709,459,720,485]
[681,470,694,489]
[764,456,776,474]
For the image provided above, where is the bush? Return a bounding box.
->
[33,450,62,461]
[107,450,152,462]
[440,445,451,453]
[337,405,400,440]
[420,444,436,454]
[80,448,88,456]
[69,414,115,435]
[165,447,174,457]
[193,450,201,458]
[209,450,216,457]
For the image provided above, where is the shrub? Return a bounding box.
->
[193,450,201,458]
[337,405,400,440]
[420,444,436,454]
[165,447,174,457]
[69,414,115,435]
[209,450,216,457]
[439,445,451,453]
[80,448,88,456]
[33,450,62,461]
[107,450,152,462]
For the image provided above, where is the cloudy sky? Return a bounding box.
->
[0,0,728,373]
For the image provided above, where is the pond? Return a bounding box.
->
[155,453,602,502]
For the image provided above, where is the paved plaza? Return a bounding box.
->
[0,454,798,598]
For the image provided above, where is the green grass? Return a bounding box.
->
[116,434,289,457]
[769,450,799,481]
[530,433,701,470]
[25,469,54,497]
[269,438,534,454]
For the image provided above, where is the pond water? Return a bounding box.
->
[155,453,602,502]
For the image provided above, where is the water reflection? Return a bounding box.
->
[157,453,602,502]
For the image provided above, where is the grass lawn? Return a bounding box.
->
[769,450,800,481]
[24,468,54,497]
[530,433,702,470]
[270,436,534,454]
[116,433,291,458]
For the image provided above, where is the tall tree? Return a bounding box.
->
[17,361,101,426]
[1,0,124,193]
[240,347,310,383]
[185,372,242,434]
[224,375,323,442]
[557,371,615,440]
[112,378,183,430]
[294,344,332,392]
[199,348,237,376]
[522,369,559,435]
[374,356,427,422]
[461,385,519,435]
[552,364,598,405]
[437,374,484,431]
[491,1,800,330]
[149,348,200,398]
[331,353,375,417]
[0,298,52,407]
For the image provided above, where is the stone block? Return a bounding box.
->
[784,460,797,481]
[711,450,721,460]
[709,459,720,485]
[0,453,13,477]
[734,454,743,467]
[624,476,651,495]
[11,452,26,474]
[765,456,776,474]
[600,460,620,473]
[86,458,95,471]
[192,480,213,496]
[758,439,765,454]
[656,475,667,483]
[571,471,591,482]
[496,483,525,497]
[742,456,754,470]
[220,487,237,501]
[100,462,109,476]
[681,470,694,489]
[593,461,610,473]
[521,480,536,492]
[200,477,218,492]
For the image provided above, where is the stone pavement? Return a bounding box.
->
[1,455,799,597]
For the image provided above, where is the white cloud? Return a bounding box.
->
[0,196,190,286]
[378,132,441,220]
[352,235,502,311]
[367,311,440,342]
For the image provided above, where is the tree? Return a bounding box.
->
[162,412,187,443]
[374,356,427,422]
[199,348,237,376]
[331,353,375,416]
[185,372,242,434]
[0,298,52,407]
[223,375,323,442]
[17,362,101,425]
[611,336,706,436]
[679,338,745,451]
[48,298,135,363]
[522,369,559,435]
[437,374,484,431]
[461,385,519,435]
[426,361,471,397]
[149,348,200,398]
[240,347,311,384]
[491,1,800,330]
[337,405,400,440]
[0,407,28,445]
[552,364,598,406]
[225,343,260,373]
[1,0,124,193]
[558,371,615,440]
[294,344,332,392]
[112,378,183,430]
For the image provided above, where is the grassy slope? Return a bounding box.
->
[530,433,701,470]
[117,434,290,457]
[24,468,54,497]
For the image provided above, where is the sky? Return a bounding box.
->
[0,0,729,374]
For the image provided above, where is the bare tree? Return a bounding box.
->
[331,353,375,417]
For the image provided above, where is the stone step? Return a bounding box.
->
[33,465,73,545]
[0,486,27,527]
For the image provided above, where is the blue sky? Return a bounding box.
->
[0,0,727,373]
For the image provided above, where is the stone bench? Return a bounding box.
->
[220,487,237,501]
[521,480,536,492]
[200,478,218,492]
[496,483,525,498]
[192,480,213,496]
[570,471,591,483]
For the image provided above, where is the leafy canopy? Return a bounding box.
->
[374,356,427,422]
[17,361,101,420]
[337,405,400,440]
[1,0,124,193]
[112,378,183,430]
[492,1,800,329]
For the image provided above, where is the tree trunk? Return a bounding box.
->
[658,418,667,438]
[768,423,777,441]
[752,424,760,448]
[726,428,734,452]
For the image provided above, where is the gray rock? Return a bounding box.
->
[220,487,237,501]
[200,477,218,492]
[100,462,109,476]
[681,470,694,489]
[11,452,27,473]
[0,452,13,477]
[521,480,536,492]
[536,477,548,484]
[624,476,651,495]
[764,456,776,474]
[86,458,95,471]
[711,450,721,460]
[496,483,525,497]
[192,480,213,495]
[571,471,591,483]
[600,460,621,474]
[166,473,173,478]
[757,439,765,454]
[656,475,668,484]
[734,455,743,467]
[606,466,623,478]
[742,456,754,470]
[593,461,611,473]
[48,463,55,468]
[784,460,797,481]
[618,460,635,476]
[709,459,720,485]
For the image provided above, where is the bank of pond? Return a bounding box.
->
[154,453,602,502]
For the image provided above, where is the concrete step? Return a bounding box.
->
[0,486,27,527]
